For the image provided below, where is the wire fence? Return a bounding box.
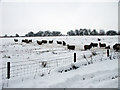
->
[0,49,119,89]
[1,53,74,80]
[1,50,118,81]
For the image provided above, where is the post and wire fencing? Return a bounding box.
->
[0,53,76,81]
[0,49,112,86]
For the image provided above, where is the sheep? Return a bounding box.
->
[113,43,120,51]
[63,41,66,46]
[67,45,75,50]
[57,41,62,44]
[90,42,98,47]
[22,39,25,42]
[84,44,92,50]
[98,38,101,41]
[22,39,29,43]
[114,45,120,51]
[42,40,47,44]
[105,45,110,49]
[37,40,42,45]
[24,39,29,43]
[99,43,106,48]
[14,39,18,42]
[29,39,32,43]
[49,40,53,44]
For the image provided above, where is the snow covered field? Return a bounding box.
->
[0,36,119,89]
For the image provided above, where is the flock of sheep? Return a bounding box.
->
[84,38,120,51]
[14,38,120,51]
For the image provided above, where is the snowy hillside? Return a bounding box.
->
[0,36,119,89]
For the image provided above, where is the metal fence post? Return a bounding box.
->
[74,53,76,62]
[107,49,109,57]
[7,62,10,79]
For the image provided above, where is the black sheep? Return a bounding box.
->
[98,38,101,41]
[42,40,47,44]
[84,44,92,50]
[49,40,53,44]
[29,39,32,43]
[37,40,42,45]
[22,39,25,42]
[99,43,106,48]
[90,42,98,47]
[57,41,62,44]
[24,39,29,43]
[63,41,66,46]
[14,39,18,42]
[105,45,110,49]
[113,43,120,51]
[67,45,75,50]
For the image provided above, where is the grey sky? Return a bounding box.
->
[1,0,118,36]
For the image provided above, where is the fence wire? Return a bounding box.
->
[1,50,117,81]
[1,53,73,80]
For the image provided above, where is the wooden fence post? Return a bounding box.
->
[7,62,10,79]
[74,53,76,62]
[107,49,109,57]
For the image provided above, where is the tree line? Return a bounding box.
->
[3,29,120,37]
[25,31,62,37]
[67,29,119,36]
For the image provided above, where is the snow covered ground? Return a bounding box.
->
[0,36,119,89]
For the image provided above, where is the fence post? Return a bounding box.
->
[107,49,109,57]
[7,62,10,79]
[74,53,76,62]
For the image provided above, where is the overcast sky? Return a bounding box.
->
[0,0,119,36]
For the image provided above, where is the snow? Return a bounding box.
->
[4,58,118,88]
[0,36,119,89]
